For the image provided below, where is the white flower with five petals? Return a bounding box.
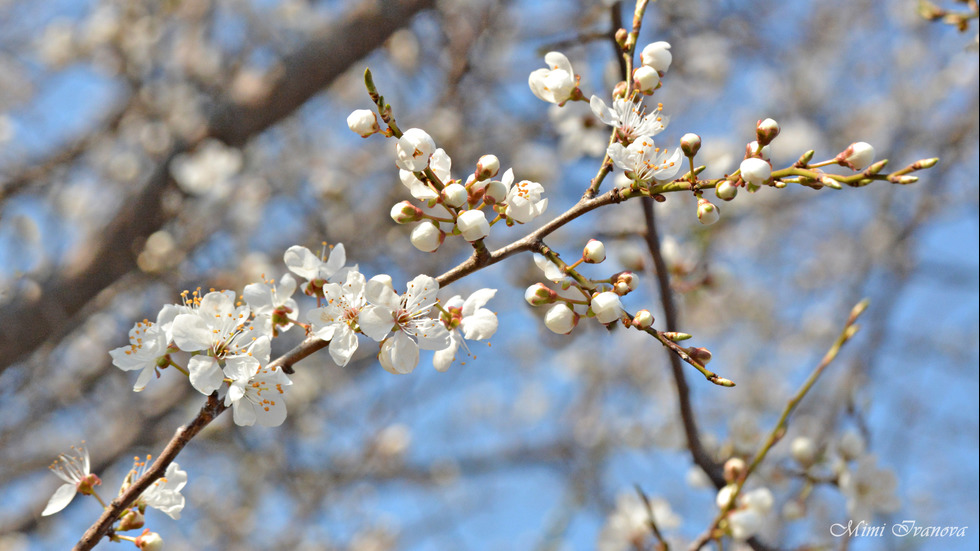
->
[433,289,498,371]
[307,270,369,367]
[138,462,188,520]
[359,275,451,374]
[243,273,299,336]
[498,168,547,223]
[284,243,347,296]
[607,136,683,183]
[589,96,668,143]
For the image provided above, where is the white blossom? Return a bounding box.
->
[607,136,682,183]
[139,462,188,520]
[109,312,172,392]
[243,274,298,335]
[360,275,451,374]
[347,109,379,137]
[456,209,490,241]
[169,139,242,196]
[43,443,97,516]
[498,168,547,223]
[307,270,369,366]
[433,289,498,371]
[839,455,900,521]
[589,96,668,143]
[284,243,347,295]
[528,51,577,105]
[410,220,445,252]
[544,303,576,334]
[591,292,624,324]
[640,41,672,73]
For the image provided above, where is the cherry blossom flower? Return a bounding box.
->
[169,139,242,196]
[284,243,347,296]
[591,292,624,324]
[307,270,369,366]
[533,254,566,283]
[433,289,498,371]
[590,96,668,143]
[597,491,680,551]
[110,315,171,392]
[529,52,577,105]
[42,443,100,516]
[838,454,900,521]
[607,136,683,183]
[223,337,292,427]
[136,461,188,520]
[717,486,773,541]
[243,273,298,336]
[498,168,547,223]
[359,275,450,374]
[170,290,258,395]
[347,109,379,137]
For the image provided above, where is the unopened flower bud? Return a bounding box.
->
[544,303,577,334]
[697,198,720,225]
[390,200,423,224]
[791,437,818,467]
[746,141,770,161]
[680,133,702,157]
[664,331,692,341]
[836,141,875,171]
[820,176,842,190]
[640,41,672,73]
[395,128,436,172]
[838,429,865,460]
[716,180,738,201]
[632,309,654,329]
[591,291,624,324]
[612,271,639,296]
[724,457,746,483]
[686,346,712,366]
[442,183,468,208]
[347,109,379,138]
[633,66,660,94]
[476,154,500,180]
[716,483,737,508]
[410,220,445,252]
[483,180,508,204]
[135,530,164,551]
[117,509,144,531]
[525,283,557,306]
[583,239,606,263]
[739,157,771,186]
[456,209,490,241]
[755,118,780,145]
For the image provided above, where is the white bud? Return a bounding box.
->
[640,41,672,73]
[791,436,817,467]
[837,141,875,171]
[347,109,379,137]
[410,221,444,252]
[632,309,654,329]
[582,239,606,263]
[135,530,164,551]
[680,133,702,156]
[524,283,556,306]
[633,65,660,94]
[395,128,436,172]
[483,180,508,204]
[442,183,468,208]
[746,141,771,161]
[697,198,720,225]
[544,303,577,334]
[838,429,865,460]
[476,154,500,180]
[716,180,738,201]
[716,483,738,508]
[390,200,423,224]
[456,209,490,241]
[756,117,780,145]
[590,291,623,324]
[739,157,771,186]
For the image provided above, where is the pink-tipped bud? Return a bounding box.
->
[347,109,380,138]
[697,198,720,225]
[724,457,746,483]
[390,201,423,224]
[680,133,702,157]
[544,303,577,334]
[525,283,557,306]
[476,154,500,180]
[135,530,164,551]
[686,346,713,366]
[582,239,606,264]
[633,66,660,94]
[632,309,654,329]
[836,141,875,171]
[755,118,780,145]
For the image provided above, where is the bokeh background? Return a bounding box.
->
[0,0,977,549]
